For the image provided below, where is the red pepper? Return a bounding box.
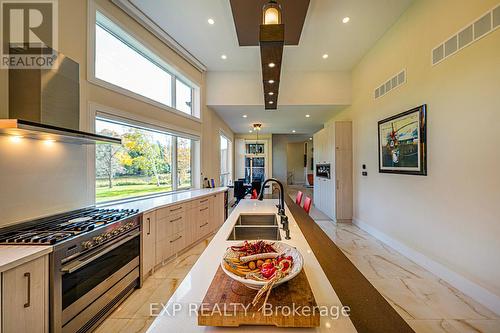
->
[260,262,276,279]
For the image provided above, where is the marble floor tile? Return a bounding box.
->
[408,319,500,333]
[97,237,213,331]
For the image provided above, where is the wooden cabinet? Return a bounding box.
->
[210,193,224,231]
[2,255,49,333]
[142,191,227,283]
[141,211,156,279]
[313,121,353,222]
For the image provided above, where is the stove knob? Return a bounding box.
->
[95,236,104,243]
[82,241,93,249]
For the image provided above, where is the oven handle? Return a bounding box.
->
[61,231,139,274]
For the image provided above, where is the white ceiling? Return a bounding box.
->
[128,0,413,134]
[212,105,345,134]
[130,0,413,71]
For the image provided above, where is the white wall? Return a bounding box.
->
[0,0,233,226]
[327,0,500,309]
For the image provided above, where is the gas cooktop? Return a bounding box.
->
[0,208,139,245]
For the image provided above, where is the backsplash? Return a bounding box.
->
[0,136,92,227]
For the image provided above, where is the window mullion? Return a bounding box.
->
[171,76,176,109]
[172,137,178,191]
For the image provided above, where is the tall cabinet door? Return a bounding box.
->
[142,211,156,279]
[335,121,353,222]
[2,255,48,333]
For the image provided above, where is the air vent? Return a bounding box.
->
[432,4,499,66]
[374,69,406,99]
[494,5,500,28]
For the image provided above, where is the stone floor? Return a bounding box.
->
[94,238,213,333]
[96,190,500,333]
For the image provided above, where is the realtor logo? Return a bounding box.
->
[1,0,58,68]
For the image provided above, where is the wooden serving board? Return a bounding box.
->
[198,267,320,327]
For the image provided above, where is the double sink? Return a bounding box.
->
[227,214,281,241]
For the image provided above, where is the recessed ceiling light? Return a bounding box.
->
[221,54,227,60]
[309,137,313,140]
[292,130,296,133]
[268,92,274,96]
[242,114,247,118]
[268,62,275,68]
[269,101,274,104]
[342,17,350,23]
[208,18,215,25]
[268,80,275,84]
[305,114,310,118]
[322,54,329,59]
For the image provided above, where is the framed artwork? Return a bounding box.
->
[378,105,427,175]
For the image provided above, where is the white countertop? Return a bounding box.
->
[147,199,357,332]
[105,187,228,213]
[0,245,52,273]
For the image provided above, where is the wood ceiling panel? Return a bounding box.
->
[230,0,310,46]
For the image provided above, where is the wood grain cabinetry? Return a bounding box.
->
[141,211,156,279]
[142,191,227,281]
[313,122,352,222]
[2,255,49,333]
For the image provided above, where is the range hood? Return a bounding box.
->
[0,51,121,145]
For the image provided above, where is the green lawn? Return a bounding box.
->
[96,184,172,202]
[96,175,192,203]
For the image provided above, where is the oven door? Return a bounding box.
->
[60,230,140,328]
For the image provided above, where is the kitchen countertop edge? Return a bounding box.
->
[104,187,229,214]
[0,245,52,273]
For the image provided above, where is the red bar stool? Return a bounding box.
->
[303,196,312,214]
[295,191,304,205]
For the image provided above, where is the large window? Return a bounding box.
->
[94,11,197,117]
[95,117,194,203]
[220,134,232,186]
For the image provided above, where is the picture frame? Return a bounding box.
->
[378,104,427,176]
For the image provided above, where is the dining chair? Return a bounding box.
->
[303,196,312,214]
[295,191,304,205]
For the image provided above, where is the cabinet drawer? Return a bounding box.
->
[186,196,210,210]
[168,230,186,254]
[157,212,185,239]
[197,218,211,239]
[157,203,185,219]
[198,203,210,221]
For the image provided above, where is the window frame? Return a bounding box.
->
[88,5,201,121]
[93,112,198,204]
[219,132,233,187]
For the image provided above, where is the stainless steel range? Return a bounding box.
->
[0,208,142,333]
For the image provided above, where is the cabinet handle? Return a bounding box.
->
[169,236,182,243]
[170,216,183,223]
[199,199,208,203]
[199,207,208,212]
[24,272,31,308]
[170,206,183,212]
[336,180,339,190]
[147,217,151,235]
[199,222,209,228]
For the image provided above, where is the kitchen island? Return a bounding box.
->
[146,198,357,332]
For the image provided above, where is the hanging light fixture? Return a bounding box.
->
[260,1,284,110]
[262,0,282,25]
